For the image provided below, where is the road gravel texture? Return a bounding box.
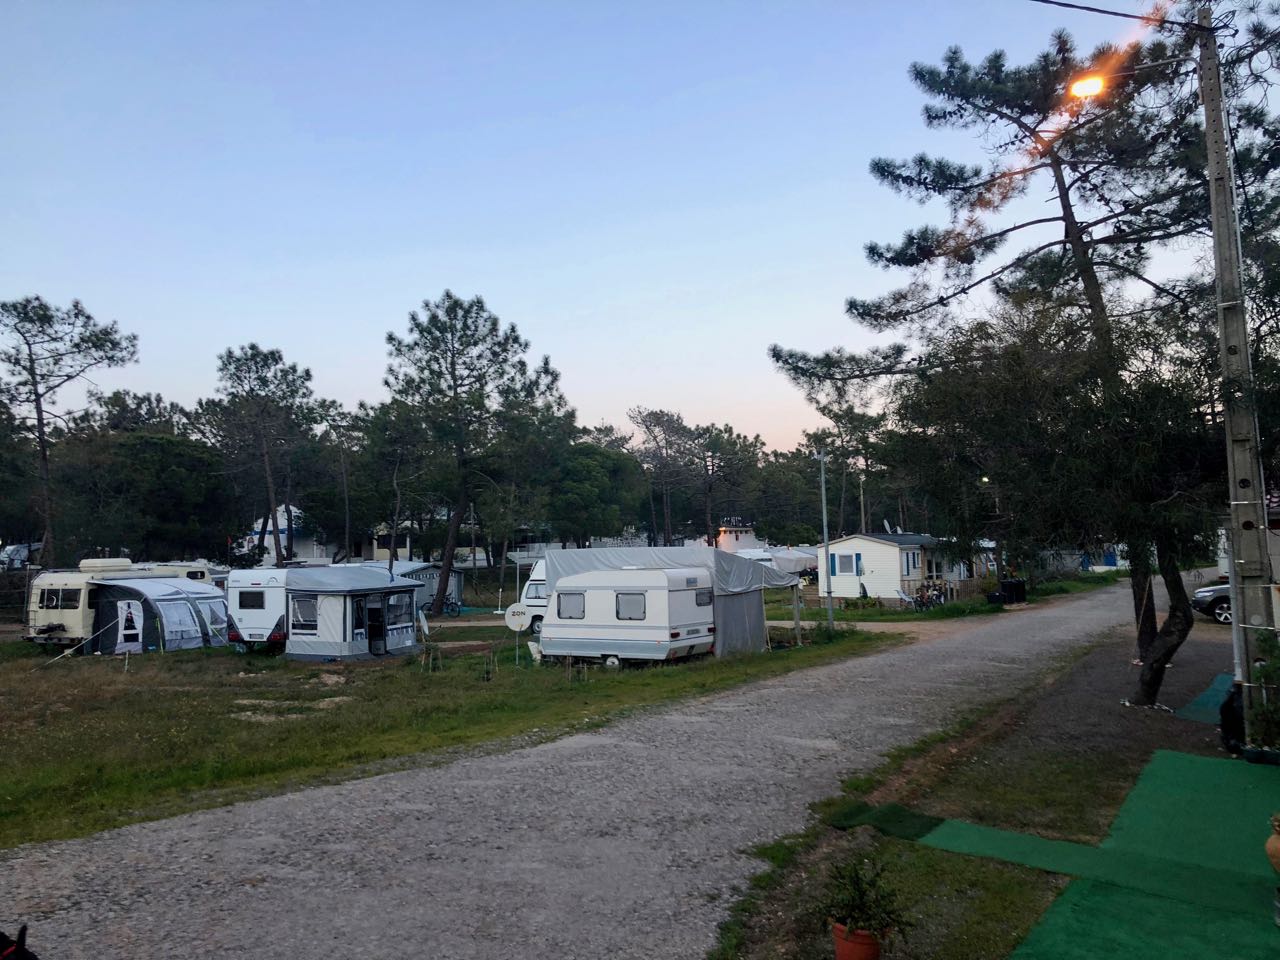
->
[3,584,1151,959]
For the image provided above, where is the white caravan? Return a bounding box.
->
[519,559,549,634]
[535,567,715,665]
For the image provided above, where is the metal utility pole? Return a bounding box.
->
[817,451,835,630]
[1198,6,1275,743]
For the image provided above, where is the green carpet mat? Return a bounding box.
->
[921,819,1271,916]
[1176,672,1234,724]
[1103,750,1278,880]
[821,799,943,839]
[916,751,1280,955]
[1009,879,1279,960]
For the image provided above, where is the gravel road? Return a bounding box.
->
[3,583,1149,959]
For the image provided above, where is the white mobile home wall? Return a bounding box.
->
[817,535,903,599]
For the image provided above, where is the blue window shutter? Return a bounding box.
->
[856,553,863,576]
[829,554,836,576]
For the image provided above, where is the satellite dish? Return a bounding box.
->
[883,519,892,534]
[895,526,903,535]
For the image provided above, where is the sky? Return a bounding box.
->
[1,1,1135,450]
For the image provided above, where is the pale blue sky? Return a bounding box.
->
[2,1,1132,449]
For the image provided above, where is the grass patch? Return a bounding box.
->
[1027,569,1125,601]
[765,570,1125,624]
[0,628,901,850]
[765,599,1004,623]
[918,751,1136,844]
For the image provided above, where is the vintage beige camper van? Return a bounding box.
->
[26,558,222,647]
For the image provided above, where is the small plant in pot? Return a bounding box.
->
[821,855,911,960]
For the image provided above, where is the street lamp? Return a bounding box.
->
[1069,75,1105,98]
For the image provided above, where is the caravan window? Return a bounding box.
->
[238,591,265,610]
[557,592,585,620]
[616,592,646,621]
[290,594,318,633]
[386,592,413,626]
[525,582,548,601]
[186,570,206,580]
[695,588,713,607]
[38,588,81,610]
[837,554,854,574]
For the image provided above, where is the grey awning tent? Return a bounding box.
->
[544,547,798,656]
[281,566,422,661]
[90,577,231,654]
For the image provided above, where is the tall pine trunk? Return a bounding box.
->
[260,436,285,567]
[431,491,467,615]
[1128,540,1158,662]
[1131,536,1194,705]
[26,349,55,567]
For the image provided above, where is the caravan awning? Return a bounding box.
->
[284,566,421,595]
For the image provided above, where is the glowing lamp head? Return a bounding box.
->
[1070,75,1105,99]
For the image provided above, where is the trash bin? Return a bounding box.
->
[986,591,1005,606]
[1000,579,1027,603]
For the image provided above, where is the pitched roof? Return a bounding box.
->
[824,532,939,548]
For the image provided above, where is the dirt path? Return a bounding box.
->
[1,581,1205,960]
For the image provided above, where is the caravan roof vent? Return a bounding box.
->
[78,558,133,572]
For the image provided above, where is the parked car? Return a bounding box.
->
[1190,583,1232,624]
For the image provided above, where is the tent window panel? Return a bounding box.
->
[290,594,319,633]
[353,600,366,630]
[199,601,229,643]
[387,593,413,626]
[238,591,265,610]
[837,554,854,574]
[616,592,646,621]
[557,592,585,620]
[158,601,201,642]
[695,588,713,607]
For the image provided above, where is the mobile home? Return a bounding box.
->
[537,567,716,664]
[357,560,464,613]
[227,566,422,660]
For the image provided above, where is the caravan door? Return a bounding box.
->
[116,600,143,654]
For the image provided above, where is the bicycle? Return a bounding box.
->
[420,596,462,618]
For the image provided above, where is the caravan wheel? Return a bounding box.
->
[603,655,621,669]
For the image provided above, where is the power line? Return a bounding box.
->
[1023,0,1215,32]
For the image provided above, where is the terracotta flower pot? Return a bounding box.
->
[1267,815,1280,875]
[831,921,881,960]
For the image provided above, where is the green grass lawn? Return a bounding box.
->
[764,570,1125,624]
[0,627,901,850]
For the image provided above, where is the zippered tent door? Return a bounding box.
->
[116,600,143,654]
